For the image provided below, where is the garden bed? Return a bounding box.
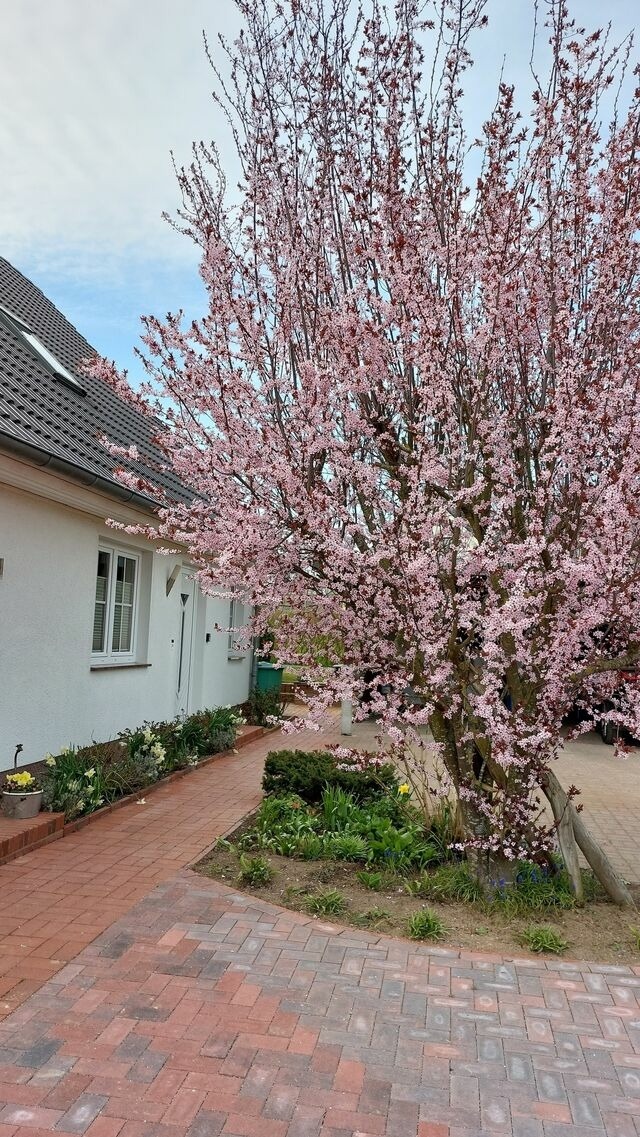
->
[197,837,640,963]
[195,747,640,965]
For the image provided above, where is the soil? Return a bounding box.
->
[195,820,640,966]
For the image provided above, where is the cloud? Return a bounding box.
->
[0,0,243,275]
[0,0,635,372]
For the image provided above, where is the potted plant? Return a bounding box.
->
[2,770,43,819]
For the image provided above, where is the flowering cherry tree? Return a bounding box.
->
[95,0,640,902]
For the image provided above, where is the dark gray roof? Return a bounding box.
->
[0,256,189,508]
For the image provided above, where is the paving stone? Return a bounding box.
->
[0,726,638,1137]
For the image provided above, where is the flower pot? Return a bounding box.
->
[2,789,43,820]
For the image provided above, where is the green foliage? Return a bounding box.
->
[244,687,285,726]
[262,749,398,804]
[361,813,436,869]
[629,926,640,952]
[327,833,369,861]
[305,890,347,916]
[426,798,461,860]
[238,854,273,887]
[491,861,590,916]
[251,794,319,852]
[520,925,569,955]
[39,704,243,820]
[407,863,482,903]
[321,785,359,830]
[407,908,445,940]
[357,870,384,890]
[293,834,326,860]
[41,744,111,819]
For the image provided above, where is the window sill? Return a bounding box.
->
[90,662,152,671]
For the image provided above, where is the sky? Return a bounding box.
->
[1,0,636,377]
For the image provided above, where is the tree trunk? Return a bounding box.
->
[541,769,635,909]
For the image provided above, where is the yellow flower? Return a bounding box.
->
[398,783,411,795]
[6,771,37,790]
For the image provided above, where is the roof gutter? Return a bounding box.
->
[0,430,159,515]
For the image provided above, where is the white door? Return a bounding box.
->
[175,572,195,717]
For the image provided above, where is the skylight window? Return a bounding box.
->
[0,303,86,395]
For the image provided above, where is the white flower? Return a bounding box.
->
[77,800,85,811]
[143,728,153,743]
[136,798,146,805]
[84,767,96,779]
[44,754,56,768]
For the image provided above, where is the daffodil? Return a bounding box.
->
[44,753,56,768]
[398,783,411,795]
[84,767,96,779]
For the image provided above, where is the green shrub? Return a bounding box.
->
[520,925,568,955]
[238,854,273,887]
[179,706,242,756]
[262,749,398,804]
[407,908,445,940]
[244,688,285,726]
[357,870,384,890]
[305,890,347,916]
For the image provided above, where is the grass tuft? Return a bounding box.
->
[406,908,445,941]
[520,925,569,955]
[238,854,273,887]
[305,889,347,916]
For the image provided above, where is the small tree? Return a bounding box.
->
[95,0,640,903]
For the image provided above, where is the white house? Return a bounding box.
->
[0,257,252,771]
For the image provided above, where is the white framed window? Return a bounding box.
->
[92,546,140,662]
[228,597,248,658]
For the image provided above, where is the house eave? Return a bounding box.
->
[0,430,159,515]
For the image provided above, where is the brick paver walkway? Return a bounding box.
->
[1,720,640,1135]
[0,728,301,1019]
[1,872,639,1137]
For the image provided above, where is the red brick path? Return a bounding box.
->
[0,729,286,1018]
[1,723,640,1134]
[1,873,639,1136]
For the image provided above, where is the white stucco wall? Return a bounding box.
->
[0,472,252,770]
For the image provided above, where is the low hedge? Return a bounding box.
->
[262,748,398,803]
